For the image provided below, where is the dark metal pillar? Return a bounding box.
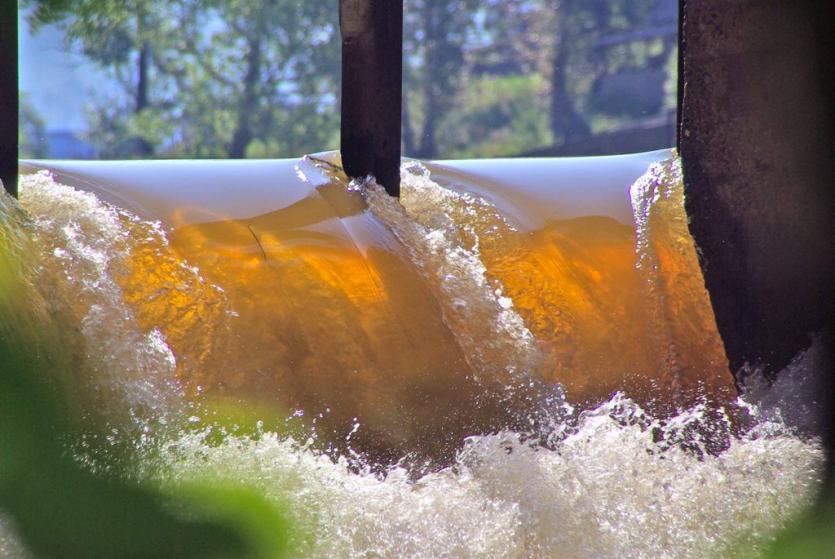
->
[0,0,18,197]
[339,0,403,197]
[679,1,834,482]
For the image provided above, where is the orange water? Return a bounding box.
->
[106,156,734,463]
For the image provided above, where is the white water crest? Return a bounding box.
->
[351,162,542,384]
[16,171,191,434]
[1,166,825,558]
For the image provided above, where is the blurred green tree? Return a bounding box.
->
[25,0,340,159]
[150,0,340,158]
[402,0,480,159]
[24,0,676,159]
[481,0,661,147]
[19,95,48,159]
[24,0,173,156]
[436,74,551,158]
[406,0,671,158]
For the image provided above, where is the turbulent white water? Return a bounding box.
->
[13,172,197,449]
[155,401,821,559]
[353,161,543,385]
[1,166,825,558]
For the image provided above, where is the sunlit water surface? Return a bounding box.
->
[0,157,824,558]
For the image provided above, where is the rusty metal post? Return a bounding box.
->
[679,1,834,483]
[0,0,18,197]
[339,0,403,197]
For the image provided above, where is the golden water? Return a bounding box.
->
[118,155,734,462]
[0,156,823,558]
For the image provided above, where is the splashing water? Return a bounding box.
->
[0,158,825,558]
[12,172,190,440]
[354,161,541,385]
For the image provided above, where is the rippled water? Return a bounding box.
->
[0,158,824,557]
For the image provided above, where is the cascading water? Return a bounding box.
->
[0,156,824,558]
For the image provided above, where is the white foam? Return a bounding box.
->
[156,396,822,559]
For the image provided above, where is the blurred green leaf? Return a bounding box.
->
[765,489,835,559]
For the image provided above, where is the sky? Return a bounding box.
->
[18,9,111,132]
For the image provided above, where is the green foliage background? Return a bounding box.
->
[21,0,677,160]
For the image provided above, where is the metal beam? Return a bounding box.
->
[0,1,18,197]
[679,0,834,483]
[339,0,403,197]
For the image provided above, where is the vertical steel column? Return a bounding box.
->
[0,0,18,197]
[339,0,403,197]
[679,1,834,484]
